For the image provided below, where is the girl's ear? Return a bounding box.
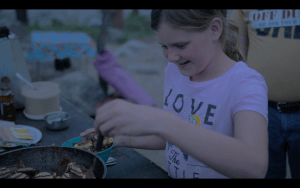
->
[210,17,223,42]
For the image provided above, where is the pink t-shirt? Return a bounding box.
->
[163,61,268,179]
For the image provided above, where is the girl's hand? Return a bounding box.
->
[80,128,95,137]
[93,99,171,139]
[80,128,129,148]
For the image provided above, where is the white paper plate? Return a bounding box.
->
[15,125,42,144]
[23,106,62,120]
[0,125,42,147]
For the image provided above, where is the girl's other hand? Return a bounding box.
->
[80,128,95,137]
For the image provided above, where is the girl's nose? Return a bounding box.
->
[166,49,180,63]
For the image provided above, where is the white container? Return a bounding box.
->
[21,81,61,120]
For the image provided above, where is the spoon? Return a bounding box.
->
[15,72,36,90]
[106,157,117,166]
[95,132,105,152]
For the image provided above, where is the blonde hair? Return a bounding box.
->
[151,9,245,62]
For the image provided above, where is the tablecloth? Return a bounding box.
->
[26,31,97,62]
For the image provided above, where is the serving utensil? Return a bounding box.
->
[106,157,117,166]
[95,132,105,152]
[15,72,36,90]
[95,133,117,166]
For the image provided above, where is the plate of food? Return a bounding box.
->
[62,132,114,163]
[0,145,107,179]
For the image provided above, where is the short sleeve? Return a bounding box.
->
[230,71,268,124]
[164,62,172,75]
[230,9,248,36]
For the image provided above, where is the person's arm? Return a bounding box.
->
[90,94,268,178]
[154,110,268,178]
[113,135,166,150]
[80,128,166,150]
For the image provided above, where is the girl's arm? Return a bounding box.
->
[114,135,166,150]
[154,110,268,178]
[80,128,166,150]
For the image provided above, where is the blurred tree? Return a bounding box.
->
[97,10,113,55]
[16,9,28,25]
[133,9,138,15]
[111,10,124,29]
[97,10,113,96]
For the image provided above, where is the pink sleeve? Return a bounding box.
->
[94,50,157,107]
[230,72,268,123]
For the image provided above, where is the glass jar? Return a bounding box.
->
[0,76,17,122]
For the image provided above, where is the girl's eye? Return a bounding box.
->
[176,44,186,49]
[160,44,187,49]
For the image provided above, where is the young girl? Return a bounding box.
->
[81,9,268,178]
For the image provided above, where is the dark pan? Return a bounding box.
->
[0,146,107,179]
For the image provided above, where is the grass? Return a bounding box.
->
[24,11,155,44]
[118,11,155,43]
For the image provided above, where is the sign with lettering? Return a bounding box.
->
[249,9,300,29]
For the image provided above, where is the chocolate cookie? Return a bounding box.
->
[62,172,72,179]
[69,164,84,177]
[0,167,11,179]
[10,172,29,179]
[35,172,53,179]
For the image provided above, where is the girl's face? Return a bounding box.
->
[155,21,222,82]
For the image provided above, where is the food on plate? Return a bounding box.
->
[10,172,29,179]
[73,131,113,153]
[0,155,96,179]
[35,172,53,179]
[16,167,38,173]
[0,167,11,179]
[69,164,83,177]
[62,172,72,179]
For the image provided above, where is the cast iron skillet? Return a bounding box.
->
[0,146,107,179]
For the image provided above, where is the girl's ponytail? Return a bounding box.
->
[222,20,245,62]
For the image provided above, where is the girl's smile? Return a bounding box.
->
[155,21,215,81]
[156,21,236,82]
[178,60,191,69]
